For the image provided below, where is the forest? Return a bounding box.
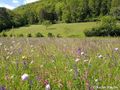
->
[0,0,120,32]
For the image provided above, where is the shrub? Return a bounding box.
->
[2,33,7,37]
[57,34,62,38]
[10,34,13,37]
[27,33,32,37]
[48,33,54,37]
[18,34,24,37]
[36,32,44,37]
[84,16,120,37]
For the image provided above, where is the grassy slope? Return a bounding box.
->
[1,22,98,37]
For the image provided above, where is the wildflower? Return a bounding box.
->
[6,56,10,60]
[22,56,26,60]
[75,58,80,62]
[95,79,98,82]
[81,52,85,55]
[77,48,81,55]
[114,48,118,51]
[11,75,14,79]
[84,60,89,62]
[44,80,50,90]
[69,69,73,72]
[21,73,29,81]
[30,60,34,64]
[0,86,6,90]
[98,55,103,58]
[45,84,50,90]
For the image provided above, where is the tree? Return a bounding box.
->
[42,20,52,30]
[100,16,117,29]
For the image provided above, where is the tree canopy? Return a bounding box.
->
[0,0,120,31]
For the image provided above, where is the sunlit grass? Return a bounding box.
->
[0,22,97,38]
[0,37,120,89]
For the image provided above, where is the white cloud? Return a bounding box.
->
[12,0,19,4]
[24,0,39,4]
[0,3,15,10]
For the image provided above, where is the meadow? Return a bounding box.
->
[0,22,97,38]
[0,37,120,90]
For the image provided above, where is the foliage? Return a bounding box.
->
[110,7,120,20]
[84,16,120,36]
[48,33,54,37]
[0,38,120,89]
[100,16,117,29]
[18,34,24,37]
[2,32,7,37]
[0,0,120,31]
[35,32,44,37]
[0,22,97,38]
[27,33,32,37]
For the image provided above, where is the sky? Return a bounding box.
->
[0,0,39,10]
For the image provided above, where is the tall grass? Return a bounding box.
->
[0,37,119,90]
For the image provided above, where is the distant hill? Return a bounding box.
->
[0,7,15,32]
[0,7,25,32]
[0,0,120,32]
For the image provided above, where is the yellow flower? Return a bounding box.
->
[22,56,26,59]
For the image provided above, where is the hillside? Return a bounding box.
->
[0,22,97,37]
[0,7,25,32]
[0,0,120,32]
[0,7,15,32]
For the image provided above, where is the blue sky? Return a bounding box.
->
[0,0,39,10]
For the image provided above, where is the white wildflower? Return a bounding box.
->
[98,55,103,58]
[30,60,34,64]
[84,60,89,62]
[81,52,85,55]
[21,73,29,81]
[75,58,80,62]
[6,56,10,60]
[114,48,119,51]
[95,79,98,82]
[45,84,50,90]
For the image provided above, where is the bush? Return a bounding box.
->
[27,33,32,37]
[85,26,120,37]
[48,33,54,37]
[10,34,13,37]
[18,34,24,37]
[57,34,62,38]
[84,16,120,37]
[2,33,7,37]
[36,32,44,37]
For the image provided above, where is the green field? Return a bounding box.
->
[0,22,98,38]
[0,38,120,90]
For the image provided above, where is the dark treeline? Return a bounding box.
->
[0,0,120,32]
